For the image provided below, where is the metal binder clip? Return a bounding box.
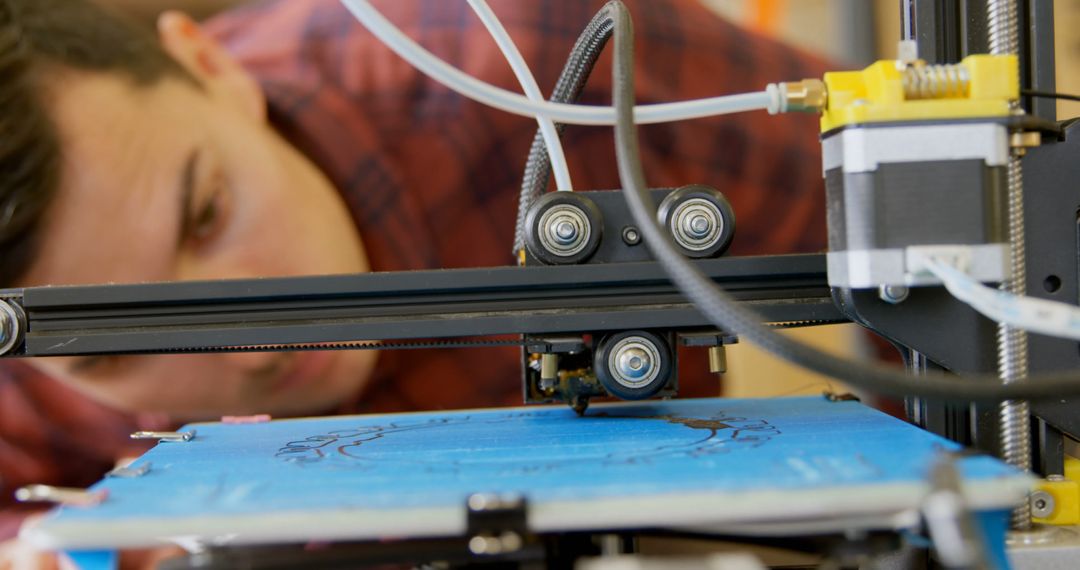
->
[15,485,107,507]
[107,462,152,478]
[131,430,195,442]
[466,493,528,556]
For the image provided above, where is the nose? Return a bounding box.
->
[220,350,290,377]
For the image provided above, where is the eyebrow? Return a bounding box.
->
[176,148,201,247]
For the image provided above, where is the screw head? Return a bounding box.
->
[878,284,910,304]
[686,214,711,237]
[607,336,662,389]
[621,226,641,246]
[553,219,577,243]
[1030,490,1055,518]
[668,198,723,252]
[536,204,590,257]
[616,346,652,380]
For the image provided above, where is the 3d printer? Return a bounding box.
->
[4,0,1080,568]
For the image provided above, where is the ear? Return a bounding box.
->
[157,11,266,121]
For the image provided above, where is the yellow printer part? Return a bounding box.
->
[1032,457,1080,526]
[820,54,1019,133]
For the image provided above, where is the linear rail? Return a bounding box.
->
[0,254,842,357]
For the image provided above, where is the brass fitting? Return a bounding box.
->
[781,79,828,113]
[1009,131,1041,153]
[707,345,727,374]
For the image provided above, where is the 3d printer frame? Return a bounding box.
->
[0,0,1074,477]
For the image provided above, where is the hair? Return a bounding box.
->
[0,0,193,286]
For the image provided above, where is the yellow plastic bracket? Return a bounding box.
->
[820,54,1018,133]
[1032,457,1080,525]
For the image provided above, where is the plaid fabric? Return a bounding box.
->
[0,0,830,536]
[208,0,831,414]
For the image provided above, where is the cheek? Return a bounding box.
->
[46,356,246,415]
[199,130,362,279]
[114,357,222,411]
[223,194,340,279]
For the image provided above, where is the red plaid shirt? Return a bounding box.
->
[0,0,829,537]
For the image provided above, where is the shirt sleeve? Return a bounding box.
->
[208,0,831,268]
[0,363,156,540]
[205,0,835,412]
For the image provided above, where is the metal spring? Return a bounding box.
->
[902,64,970,99]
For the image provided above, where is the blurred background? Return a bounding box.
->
[708,0,1080,119]
[90,0,1080,398]
[96,0,1080,124]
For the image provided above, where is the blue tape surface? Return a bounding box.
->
[35,397,1026,545]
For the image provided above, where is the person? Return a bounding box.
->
[93,0,246,23]
[0,0,829,556]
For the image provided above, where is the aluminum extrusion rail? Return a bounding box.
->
[0,254,842,357]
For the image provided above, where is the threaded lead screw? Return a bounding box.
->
[987,0,1031,531]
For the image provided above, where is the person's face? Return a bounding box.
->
[18,13,376,420]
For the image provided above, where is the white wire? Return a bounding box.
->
[914,250,1080,341]
[466,0,573,191]
[340,0,781,126]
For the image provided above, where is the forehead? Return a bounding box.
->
[18,72,200,287]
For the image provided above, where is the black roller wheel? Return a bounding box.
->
[524,192,603,265]
[593,330,673,401]
[657,184,735,258]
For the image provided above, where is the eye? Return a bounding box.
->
[70,354,128,378]
[191,193,218,239]
[185,170,231,248]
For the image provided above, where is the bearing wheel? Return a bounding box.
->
[594,330,673,401]
[657,184,735,258]
[524,192,603,265]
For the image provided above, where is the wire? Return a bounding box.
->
[913,249,1080,342]
[339,0,781,126]
[606,0,1080,401]
[343,0,1080,400]
[513,6,615,257]
[1022,89,1080,103]
[466,0,572,193]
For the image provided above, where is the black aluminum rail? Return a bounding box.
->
[1,254,842,356]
